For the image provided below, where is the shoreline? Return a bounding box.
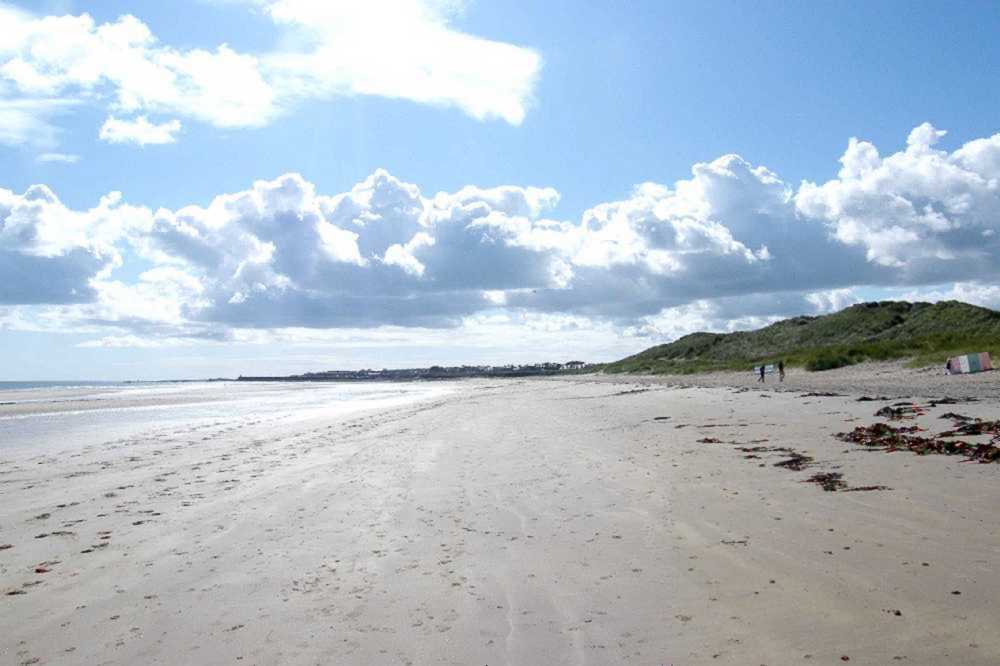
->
[0,380,453,425]
[2,376,998,664]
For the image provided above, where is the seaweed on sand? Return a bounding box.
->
[611,388,652,397]
[804,472,847,491]
[929,396,978,406]
[738,445,786,453]
[836,422,1000,463]
[938,419,1000,441]
[723,441,888,492]
[804,471,890,492]
[773,452,815,471]
[874,403,926,420]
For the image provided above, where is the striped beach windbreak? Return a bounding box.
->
[947,352,993,374]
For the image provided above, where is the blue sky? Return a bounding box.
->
[2,0,1000,379]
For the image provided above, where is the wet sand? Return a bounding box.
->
[2,375,999,664]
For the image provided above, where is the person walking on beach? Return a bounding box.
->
[778,360,785,382]
[758,364,765,383]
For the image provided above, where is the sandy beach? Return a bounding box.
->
[635,360,1000,402]
[2,371,999,665]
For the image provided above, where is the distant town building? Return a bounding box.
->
[238,360,589,383]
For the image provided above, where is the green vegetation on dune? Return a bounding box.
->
[604,301,1000,375]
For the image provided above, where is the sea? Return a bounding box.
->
[0,380,135,391]
[0,380,456,451]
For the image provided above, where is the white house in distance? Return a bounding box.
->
[564,361,586,370]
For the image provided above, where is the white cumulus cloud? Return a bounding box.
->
[0,1,541,150]
[99,115,181,145]
[261,0,540,125]
[0,183,150,304]
[2,123,999,353]
[0,10,278,132]
[797,123,1000,281]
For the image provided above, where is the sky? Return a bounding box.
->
[2,0,1000,380]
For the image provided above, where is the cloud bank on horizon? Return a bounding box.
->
[3,122,1000,350]
[0,0,540,150]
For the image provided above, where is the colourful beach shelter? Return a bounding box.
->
[947,352,993,375]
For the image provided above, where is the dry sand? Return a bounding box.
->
[637,359,1000,401]
[2,371,999,664]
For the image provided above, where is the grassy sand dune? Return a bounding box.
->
[604,300,1000,375]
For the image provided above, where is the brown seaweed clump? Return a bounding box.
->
[939,412,974,424]
[802,471,890,492]
[874,403,926,420]
[938,419,1000,445]
[774,452,815,471]
[804,472,847,491]
[836,422,1000,463]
